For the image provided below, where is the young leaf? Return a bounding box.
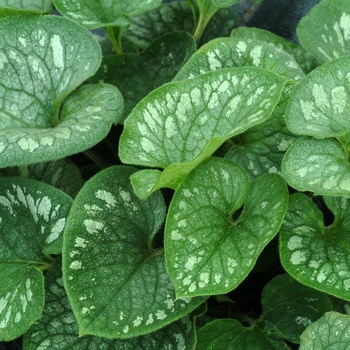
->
[92,31,196,120]
[0,0,53,16]
[300,312,350,350]
[297,0,350,64]
[0,15,123,168]
[231,27,318,74]
[119,67,286,197]
[282,137,350,196]
[285,56,350,139]
[24,257,197,350]
[165,158,288,297]
[196,319,275,350]
[174,36,304,81]
[261,274,333,344]
[0,177,72,340]
[63,166,205,338]
[280,193,350,301]
[53,0,162,29]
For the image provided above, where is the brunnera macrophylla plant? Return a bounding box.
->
[1,0,350,349]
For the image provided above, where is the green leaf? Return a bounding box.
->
[282,137,350,196]
[280,193,350,301]
[124,1,194,50]
[0,177,72,340]
[285,56,350,139]
[300,312,350,350]
[174,36,304,81]
[0,15,123,168]
[119,67,286,197]
[231,27,318,74]
[0,0,52,16]
[226,87,297,179]
[53,0,162,29]
[0,159,84,198]
[63,166,205,338]
[165,157,288,297]
[24,257,197,350]
[92,31,196,120]
[297,0,350,64]
[261,274,333,344]
[196,319,275,350]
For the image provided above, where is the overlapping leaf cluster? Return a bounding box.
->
[1,0,350,349]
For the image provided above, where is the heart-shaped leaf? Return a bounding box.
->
[280,193,350,301]
[119,67,286,198]
[261,274,333,344]
[297,0,350,64]
[174,36,304,81]
[24,257,197,350]
[300,312,350,350]
[282,137,350,196]
[196,319,275,350]
[63,166,205,338]
[0,15,123,168]
[0,0,53,16]
[165,157,288,297]
[0,177,72,341]
[231,27,318,74]
[285,56,350,139]
[53,0,162,29]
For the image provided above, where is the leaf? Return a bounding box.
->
[0,15,123,168]
[165,157,288,297]
[0,0,53,16]
[300,312,350,350]
[53,0,162,29]
[92,31,196,120]
[174,36,304,81]
[24,257,197,350]
[0,177,72,340]
[119,67,286,197]
[0,159,84,198]
[226,87,297,179]
[231,27,318,74]
[196,319,275,350]
[282,137,350,196]
[297,0,350,64]
[195,0,240,21]
[285,56,350,139]
[261,274,333,344]
[63,166,205,338]
[279,193,350,301]
[124,1,194,49]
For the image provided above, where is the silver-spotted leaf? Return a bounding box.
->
[24,257,197,350]
[231,27,318,74]
[285,56,350,139]
[300,312,350,350]
[53,0,162,29]
[0,15,123,168]
[0,177,72,340]
[174,36,304,81]
[63,166,205,338]
[165,158,288,297]
[261,274,333,344]
[196,319,274,350]
[0,0,53,16]
[280,193,350,301]
[297,0,350,64]
[119,67,286,197]
[282,137,350,196]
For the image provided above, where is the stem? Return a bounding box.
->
[105,26,123,55]
[83,149,108,169]
[187,0,198,32]
[193,8,217,43]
